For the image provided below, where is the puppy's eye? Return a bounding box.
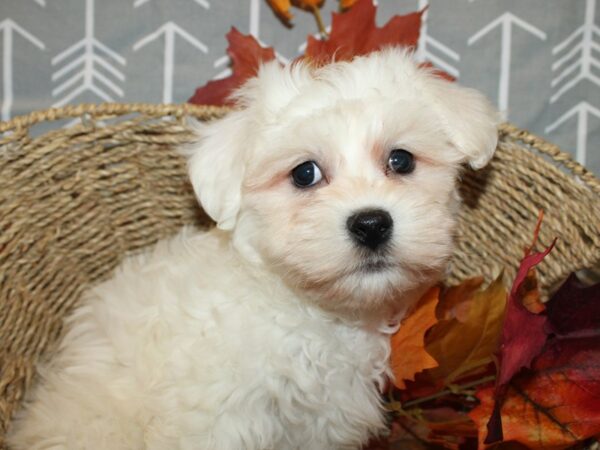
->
[291,161,323,188]
[388,149,415,174]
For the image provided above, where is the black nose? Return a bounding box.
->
[346,209,393,250]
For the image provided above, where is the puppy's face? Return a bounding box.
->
[188,49,498,315]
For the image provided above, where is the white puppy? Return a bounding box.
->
[8,48,498,450]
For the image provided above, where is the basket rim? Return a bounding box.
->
[1,102,598,193]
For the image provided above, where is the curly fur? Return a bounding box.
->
[8,48,498,450]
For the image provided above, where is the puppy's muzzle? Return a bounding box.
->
[347,209,393,251]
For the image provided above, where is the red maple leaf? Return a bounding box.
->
[484,219,557,444]
[188,28,276,106]
[545,273,599,336]
[304,0,423,62]
[470,277,600,449]
[189,2,455,106]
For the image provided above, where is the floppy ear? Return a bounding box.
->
[427,77,500,169]
[185,111,250,231]
[185,60,313,230]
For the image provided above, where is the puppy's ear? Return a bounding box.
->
[186,111,249,231]
[427,77,500,169]
[186,60,312,230]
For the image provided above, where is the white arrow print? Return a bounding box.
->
[0,19,45,121]
[469,12,546,117]
[546,101,600,165]
[134,22,208,103]
[134,0,209,9]
[52,0,126,107]
[416,0,460,78]
[214,0,288,80]
[249,0,260,38]
[550,0,600,103]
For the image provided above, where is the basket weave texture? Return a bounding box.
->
[0,103,599,447]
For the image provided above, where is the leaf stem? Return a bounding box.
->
[311,4,328,40]
[399,375,496,409]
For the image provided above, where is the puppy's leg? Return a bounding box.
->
[8,387,144,450]
[7,307,145,450]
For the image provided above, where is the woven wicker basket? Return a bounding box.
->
[0,103,599,447]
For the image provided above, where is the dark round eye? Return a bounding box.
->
[291,161,323,188]
[388,149,415,174]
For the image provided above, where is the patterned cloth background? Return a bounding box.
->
[1,0,599,174]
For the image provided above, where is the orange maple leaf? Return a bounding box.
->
[518,267,545,314]
[380,406,478,450]
[424,276,507,385]
[339,0,358,10]
[436,276,484,322]
[390,286,439,389]
[266,0,294,22]
[293,0,325,10]
[266,0,325,23]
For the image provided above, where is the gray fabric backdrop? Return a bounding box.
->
[1,0,599,174]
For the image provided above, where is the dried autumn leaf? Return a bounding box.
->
[305,0,423,62]
[364,419,429,450]
[470,335,600,450]
[339,0,358,10]
[425,276,507,385]
[518,210,547,315]
[390,287,439,389]
[485,240,556,443]
[188,28,276,106]
[190,2,453,106]
[422,407,478,449]
[546,273,599,336]
[436,277,484,322]
[266,0,294,22]
[480,274,599,449]
[518,267,545,314]
[380,407,477,450]
[293,0,325,11]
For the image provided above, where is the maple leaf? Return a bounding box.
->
[390,287,439,389]
[484,239,556,443]
[435,276,484,322]
[470,335,600,450]
[518,267,545,314]
[545,273,599,336]
[188,28,276,106]
[380,406,478,450]
[425,276,507,385]
[189,2,455,106]
[305,0,423,62]
[364,419,430,450]
[421,407,478,449]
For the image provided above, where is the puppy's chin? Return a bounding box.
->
[283,259,444,318]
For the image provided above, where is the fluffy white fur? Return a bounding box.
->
[8,49,498,450]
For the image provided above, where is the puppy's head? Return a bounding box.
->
[187,49,498,315]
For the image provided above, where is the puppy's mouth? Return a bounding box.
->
[350,258,396,274]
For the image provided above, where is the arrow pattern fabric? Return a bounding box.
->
[0,0,598,173]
